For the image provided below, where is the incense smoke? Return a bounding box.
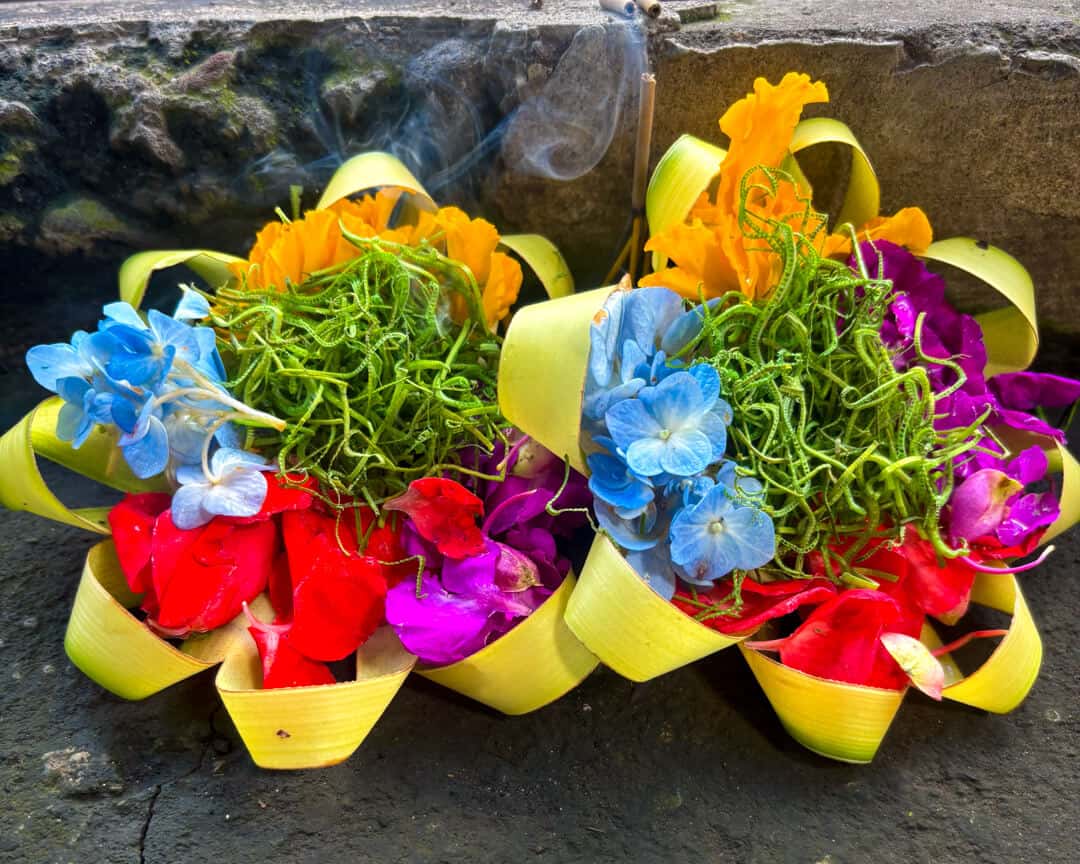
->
[500,23,647,182]
[239,21,647,207]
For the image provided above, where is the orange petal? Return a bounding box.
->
[643,220,739,298]
[825,206,934,258]
[338,188,402,233]
[439,206,499,286]
[718,72,829,177]
[646,73,829,301]
[715,75,828,298]
[481,251,523,327]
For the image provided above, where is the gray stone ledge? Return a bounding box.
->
[0,0,1077,330]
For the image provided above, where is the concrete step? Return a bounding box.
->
[0,0,1077,326]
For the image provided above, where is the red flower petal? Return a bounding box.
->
[150,512,278,635]
[107,493,172,595]
[366,518,413,587]
[758,590,914,690]
[673,577,838,635]
[896,536,976,625]
[384,477,485,559]
[245,607,335,689]
[267,551,293,620]
[281,510,388,662]
[968,531,1043,561]
[807,533,973,631]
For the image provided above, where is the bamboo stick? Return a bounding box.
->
[628,72,657,284]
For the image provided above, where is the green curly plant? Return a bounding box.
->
[209,236,507,511]
[676,167,986,588]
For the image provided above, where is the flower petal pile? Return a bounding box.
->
[385,435,589,665]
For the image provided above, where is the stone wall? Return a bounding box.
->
[1,0,1078,331]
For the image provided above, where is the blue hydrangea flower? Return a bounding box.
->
[625,544,679,601]
[660,297,720,357]
[623,286,684,355]
[583,339,646,420]
[586,287,683,395]
[715,461,765,502]
[586,451,654,514]
[669,484,775,585]
[99,302,224,386]
[587,288,631,391]
[634,349,684,387]
[665,473,715,507]
[117,398,170,478]
[173,287,212,321]
[54,376,116,448]
[605,366,729,478]
[25,289,269,485]
[25,332,96,393]
[594,499,665,551]
[171,448,274,529]
[164,407,241,467]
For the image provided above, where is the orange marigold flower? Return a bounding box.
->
[482,251,523,327]
[435,206,522,328]
[232,190,421,291]
[437,206,500,285]
[642,72,829,301]
[232,191,520,329]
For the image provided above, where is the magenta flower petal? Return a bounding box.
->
[994,407,1067,442]
[387,434,590,665]
[997,491,1059,547]
[440,540,499,596]
[493,542,542,591]
[505,526,558,568]
[989,372,1080,411]
[947,469,1023,543]
[484,488,551,536]
[1006,445,1049,486]
[384,576,496,665]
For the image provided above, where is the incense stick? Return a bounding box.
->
[628,72,657,284]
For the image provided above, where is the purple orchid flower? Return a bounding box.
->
[854,240,1080,549]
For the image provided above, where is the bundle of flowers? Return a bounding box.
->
[499,73,1080,763]
[1,154,596,769]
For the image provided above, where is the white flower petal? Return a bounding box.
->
[171,483,213,530]
[175,463,209,487]
[210,446,271,477]
[203,468,268,518]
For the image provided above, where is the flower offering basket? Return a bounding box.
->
[3,70,1079,770]
[497,80,1080,762]
[0,153,595,769]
